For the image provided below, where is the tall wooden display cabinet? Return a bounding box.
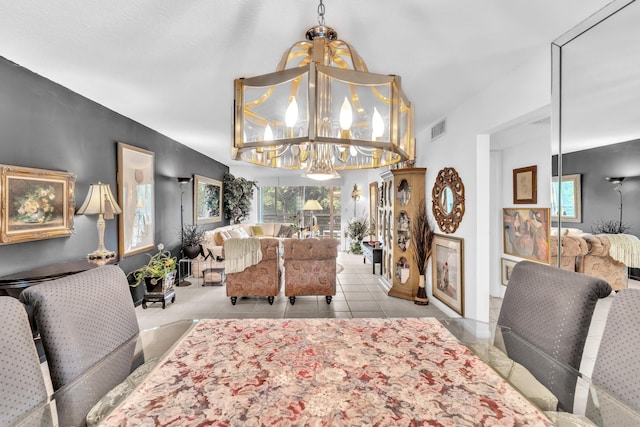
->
[379,168,426,300]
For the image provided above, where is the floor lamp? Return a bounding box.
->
[302,199,322,237]
[177,177,192,286]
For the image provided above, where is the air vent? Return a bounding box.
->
[431,119,446,141]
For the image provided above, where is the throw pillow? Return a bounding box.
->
[214,232,225,246]
[221,230,232,240]
[251,226,265,236]
[277,225,291,238]
[237,227,251,238]
[228,229,244,239]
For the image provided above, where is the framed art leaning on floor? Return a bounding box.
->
[432,234,464,316]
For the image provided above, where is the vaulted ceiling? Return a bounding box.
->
[0,0,611,167]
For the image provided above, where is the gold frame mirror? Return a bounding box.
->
[432,167,465,233]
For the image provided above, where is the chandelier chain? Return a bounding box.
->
[317,0,325,26]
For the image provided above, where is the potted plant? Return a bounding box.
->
[129,244,177,292]
[223,172,258,224]
[181,224,206,259]
[410,198,435,305]
[346,217,370,254]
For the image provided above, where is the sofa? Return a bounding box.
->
[226,237,282,305]
[192,222,294,278]
[283,239,339,305]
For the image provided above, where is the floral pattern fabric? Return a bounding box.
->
[102,318,552,426]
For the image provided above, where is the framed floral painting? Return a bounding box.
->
[117,142,155,257]
[0,164,75,244]
[194,174,222,224]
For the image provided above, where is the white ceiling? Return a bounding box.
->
[0,0,612,168]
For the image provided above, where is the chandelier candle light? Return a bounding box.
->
[233,0,415,180]
[76,182,122,259]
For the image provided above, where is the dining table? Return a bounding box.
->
[12,317,640,426]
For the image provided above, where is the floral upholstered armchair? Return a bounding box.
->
[283,239,339,305]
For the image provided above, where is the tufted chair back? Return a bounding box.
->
[497,260,612,411]
[0,297,50,426]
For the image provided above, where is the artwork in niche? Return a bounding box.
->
[117,142,155,257]
[501,258,518,286]
[503,208,550,263]
[513,165,537,204]
[0,165,75,244]
[194,175,222,224]
[432,234,464,316]
[397,211,410,252]
[395,256,410,284]
[397,179,411,206]
[551,174,582,223]
[369,182,378,239]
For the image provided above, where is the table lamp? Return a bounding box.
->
[77,182,122,259]
[302,199,322,236]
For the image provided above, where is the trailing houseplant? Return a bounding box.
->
[180,224,206,259]
[223,172,258,224]
[128,244,177,290]
[410,198,435,305]
[346,216,370,254]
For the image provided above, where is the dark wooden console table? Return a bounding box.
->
[362,241,383,275]
[0,257,119,296]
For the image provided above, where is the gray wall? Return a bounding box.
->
[0,56,228,277]
[553,140,639,236]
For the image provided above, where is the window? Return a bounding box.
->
[259,185,341,237]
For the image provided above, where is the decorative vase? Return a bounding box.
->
[414,275,429,305]
[183,244,202,259]
[144,276,164,293]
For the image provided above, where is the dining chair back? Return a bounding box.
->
[586,289,640,424]
[19,265,140,426]
[0,297,50,426]
[497,260,612,411]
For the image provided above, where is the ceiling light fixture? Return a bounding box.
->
[233,0,415,180]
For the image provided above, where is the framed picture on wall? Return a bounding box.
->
[513,165,537,204]
[503,207,550,264]
[432,234,464,316]
[0,164,75,244]
[501,258,519,286]
[551,174,582,223]
[194,174,222,224]
[117,142,155,257]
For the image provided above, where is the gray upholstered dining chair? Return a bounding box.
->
[585,288,640,425]
[497,260,612,412]
[0,297,50,426]
[19,265,140,426]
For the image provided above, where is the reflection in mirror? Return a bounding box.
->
[552,0,640,278]
[441,187,454,214]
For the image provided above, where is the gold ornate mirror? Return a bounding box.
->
[432,167,465,233]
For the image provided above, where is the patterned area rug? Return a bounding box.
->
[103,318,552,426]
[336,263,344,274]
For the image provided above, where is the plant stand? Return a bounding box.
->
[142,271,176,309]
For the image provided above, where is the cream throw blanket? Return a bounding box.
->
[600,233,640,268]
[224,238,262,274]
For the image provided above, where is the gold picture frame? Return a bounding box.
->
[502,208,550,264]
[513,165,537,204]
[0,165,75,244]
[194,174,222,224]
[117,142,155,257]
[432,234,464,316]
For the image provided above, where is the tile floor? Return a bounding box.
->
[135,251,446,331]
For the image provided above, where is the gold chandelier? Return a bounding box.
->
[232,0,415,180]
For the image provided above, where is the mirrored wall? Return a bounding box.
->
[552,0,640,277]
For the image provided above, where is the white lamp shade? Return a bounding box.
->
[77,182,122,218]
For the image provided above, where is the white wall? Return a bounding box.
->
[416,46,552,321]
